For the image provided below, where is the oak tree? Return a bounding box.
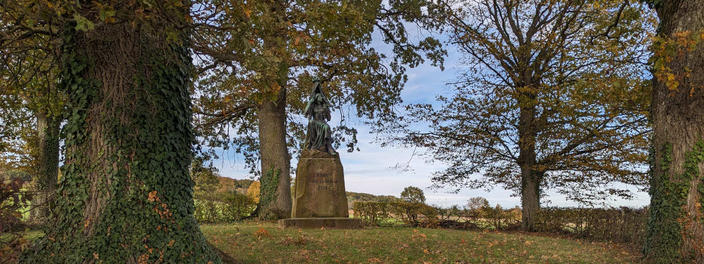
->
[191,0,446,219]
[401,186,426,203]
[4,1,222,262]
[644,0,704,262]
[389,0,654,230]
[0,1,63,224]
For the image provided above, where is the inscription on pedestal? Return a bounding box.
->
[313,173,336,191]
[292,150,349,218]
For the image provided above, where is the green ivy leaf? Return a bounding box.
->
[99,8,116,23]
[73,14,95,32]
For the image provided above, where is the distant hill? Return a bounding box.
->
[214,176,400,206]
[215,176,255,194]
[346,192,401,204]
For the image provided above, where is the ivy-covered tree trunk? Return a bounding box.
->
[21,4,220,263]
[518,101,541,232]
[29,111,60,225]
[645,1,704,263]
[257,85,292,220]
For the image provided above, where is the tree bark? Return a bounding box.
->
[257,86,292,220]
[21,3,221,263]
[256,1,293,220]
[645,1,704,263]
[518,102,541,231]
[29,111,59,225]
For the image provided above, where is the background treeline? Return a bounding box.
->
[190,158,258,223]
[188,157,406,224]
[352,186,646,248]
[354,199,647,248]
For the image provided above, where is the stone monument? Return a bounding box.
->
[279,79,362,229]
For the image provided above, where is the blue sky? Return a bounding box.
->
[213,25,651,210]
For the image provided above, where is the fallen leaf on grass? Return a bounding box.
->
[398,243,409,251]
[254,228,270,239]
[298,249,310,259]
[412,229,427,240]
[367,258,383,263]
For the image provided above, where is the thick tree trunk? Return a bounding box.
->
[21,4,221,263]
[520,165,541,232]
[257,86,292,220]
[518,103,541,231]
[29,111,59,225]
[256,1,292,220]
[645,1,704,263]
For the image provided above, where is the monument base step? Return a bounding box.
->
[278,217,363,229]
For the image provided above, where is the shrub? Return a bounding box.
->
[390,202,437,227]
[354,201,646,247]
[353,201,437,227]
[534,207,648,245]
[463,197,490,222]
[222,191,256,221]
[437,205,462,221]
[353,201,391,226]
[400,186,426,203]
[246,181,260,203]
[194,199,218,223]
[480,205,521,230]
[195,191,256,223]
[1,177,32,263]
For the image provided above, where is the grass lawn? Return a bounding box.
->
[201,222,639,264]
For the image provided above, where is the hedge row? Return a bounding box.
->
[352,201,438,226]
[354,201,522,230]
[353,201,647,246]
[535,207,647,244]
[194,192,256,223]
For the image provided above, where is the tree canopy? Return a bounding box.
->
[401,186,426,204]
[189,0,448,219]
[0,0,64,172]
[190,0,447,172]
[384,0,656,230]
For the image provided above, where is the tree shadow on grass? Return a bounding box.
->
[208,241,240,264]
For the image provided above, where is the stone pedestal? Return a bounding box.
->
[281,150,361,229]
[292,150,349,218]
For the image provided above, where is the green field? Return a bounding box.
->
[202,222,639,264]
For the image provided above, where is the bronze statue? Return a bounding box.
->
[303,79,336,155]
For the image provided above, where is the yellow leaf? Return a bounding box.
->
[244,8,252,18]
[148,190,158,202]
